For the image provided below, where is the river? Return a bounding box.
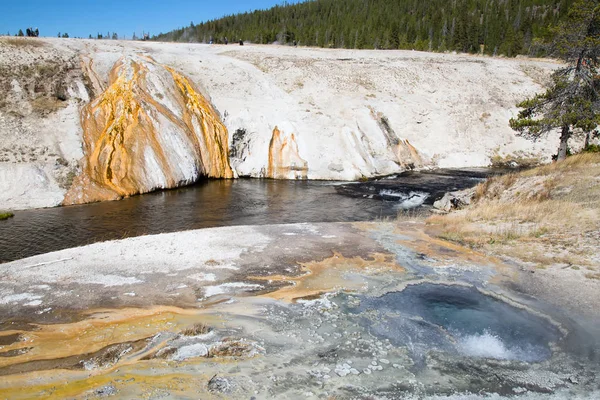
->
[0,169,495,263]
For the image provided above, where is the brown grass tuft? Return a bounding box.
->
[0,37,46,48]
[522,152,600,176]
[473,179,492,202]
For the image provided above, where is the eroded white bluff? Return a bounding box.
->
[0,38,567,209]
[63,55,233,205]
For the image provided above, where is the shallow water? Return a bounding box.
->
[355,284,561,363]
[0,169,495,263]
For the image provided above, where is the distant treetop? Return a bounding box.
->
[153,0,575,56]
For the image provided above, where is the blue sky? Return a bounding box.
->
[1,0,287,38]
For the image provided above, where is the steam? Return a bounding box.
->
[457,330,547,362]
[458,331,514,359]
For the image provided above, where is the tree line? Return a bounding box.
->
[153,0,575,57]
[2,31,150,40]
[10,28,39,37]
[85,32,151,40]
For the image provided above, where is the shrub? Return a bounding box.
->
[0,211,15,220]
[583,144,600,153]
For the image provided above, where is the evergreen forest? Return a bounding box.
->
[153,0,576,56]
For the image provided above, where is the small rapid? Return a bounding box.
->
[379,189,430,209]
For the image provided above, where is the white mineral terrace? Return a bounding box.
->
[0,38,562,210]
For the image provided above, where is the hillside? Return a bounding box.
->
[154,0,574,56]
[1,37,562,210]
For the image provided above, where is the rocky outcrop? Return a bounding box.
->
[432,188,476,213]
[64,56,232,205]
[0,38,88,210]
[372,109,423,169]
[267,126,308,179]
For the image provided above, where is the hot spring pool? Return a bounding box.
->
[352,283,561,363]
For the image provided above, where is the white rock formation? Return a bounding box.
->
[0,38,563,210]
[63,54,232,205]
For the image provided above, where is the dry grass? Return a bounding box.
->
[31,96,68,113]
[427,153,600,270]
[489,152,541,168]
[396,208,428,221]
[0,37,45,48]
[520,152,600,177]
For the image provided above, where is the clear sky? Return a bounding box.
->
[1,0,287,38]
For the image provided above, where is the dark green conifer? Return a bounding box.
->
[510,0,600,160]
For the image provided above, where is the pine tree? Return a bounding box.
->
[510,0,600,160]
[17,29,24,37]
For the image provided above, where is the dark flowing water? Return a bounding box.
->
[0,169,498,263]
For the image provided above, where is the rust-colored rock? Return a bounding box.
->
[267,126,308,179]
[64,56,232,205]
[370,107,423,169]
[393,139,423,169]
